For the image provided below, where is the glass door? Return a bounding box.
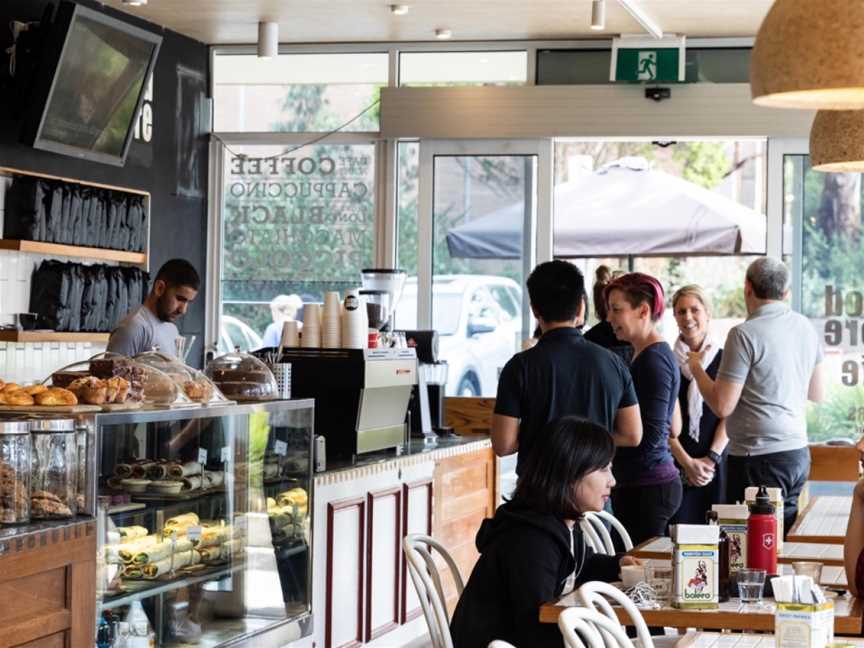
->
[414,140,552,398]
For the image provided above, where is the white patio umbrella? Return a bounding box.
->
[446,157,766,259]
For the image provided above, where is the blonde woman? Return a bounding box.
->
[669,285,728,524]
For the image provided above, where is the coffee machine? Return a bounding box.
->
[400,330,455,440]
[277,346,417,460]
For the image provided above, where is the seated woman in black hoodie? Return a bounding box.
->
[450,417,640,648]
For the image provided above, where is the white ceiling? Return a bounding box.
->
[104,0,773,46]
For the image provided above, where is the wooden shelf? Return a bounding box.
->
[0,165,149,196]
[0,239,147,265]
[0,330,110,343]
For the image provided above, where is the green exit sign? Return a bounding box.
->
[611,36,686,83]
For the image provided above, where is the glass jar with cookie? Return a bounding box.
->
[30,417,77,519]
[0,418,31,525]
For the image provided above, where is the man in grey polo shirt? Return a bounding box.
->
[687,258,824,533]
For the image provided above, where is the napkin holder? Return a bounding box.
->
[773,575,833,648]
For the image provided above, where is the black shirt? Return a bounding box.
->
[678,350,724,460]
[495,327,638,474]
[450,502,620,648]
[613,342,680,485]
[584,320,634,365]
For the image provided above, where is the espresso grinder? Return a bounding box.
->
[399,330,456,442]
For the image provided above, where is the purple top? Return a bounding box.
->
[613,341,680,487]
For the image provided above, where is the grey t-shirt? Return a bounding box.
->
[717,302,823,456]
[107,305,179,358]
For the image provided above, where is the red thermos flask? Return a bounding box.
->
[746,485,778,575]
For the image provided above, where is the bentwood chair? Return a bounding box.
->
[403,534,465,648]
[593,510,634,551]
[558,606,635,648]
[576,581,653,648]
[581,512,616,555]
[580,515,607,554]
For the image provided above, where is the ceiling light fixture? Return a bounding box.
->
[435,28,452,40]
[810,110,864,172]
[257,21,278,59]
[751,0,864,109]
[591,0,606,31]
[390,4,409,15]
[122,0,147,6]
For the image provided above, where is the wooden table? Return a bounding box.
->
[689,632,864,648]
[640,559,848,589]
[630,537,846,567]
[539,592,864,634]
[787,495,852,545]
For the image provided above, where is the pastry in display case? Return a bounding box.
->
[91,400,314,646]
[49,352,198,408]
[107,457,226,498]
[134,351,228,405]
[205,351,279,402]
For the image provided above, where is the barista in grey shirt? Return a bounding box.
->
[687,258,824,533]
[108,259,200,358]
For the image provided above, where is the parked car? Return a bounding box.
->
[395,275,523,397]
[219,315,263,354]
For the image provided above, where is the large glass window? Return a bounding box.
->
[553,141,767,345]
[785,155,864,442]
[399,51,527,86]
[220,143,375,352]
[213,53,387,132]
[396,141,420,280]
[396,149,536,397]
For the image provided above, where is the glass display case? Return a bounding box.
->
[86,400,313,647]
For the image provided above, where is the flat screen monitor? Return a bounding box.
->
[24,2,162,166]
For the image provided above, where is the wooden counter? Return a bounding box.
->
[0,518,97,648]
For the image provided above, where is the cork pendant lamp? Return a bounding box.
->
[810,109,864,171]
[751,0,864,109]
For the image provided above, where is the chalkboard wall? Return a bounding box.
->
[0,0,210,366]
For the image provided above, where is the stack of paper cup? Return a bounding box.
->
[301,303,322,348]
[280,320,300,347]
[322,291,342,348]
[341,289,368,349]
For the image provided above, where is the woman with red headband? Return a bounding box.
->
[603,272,682,545]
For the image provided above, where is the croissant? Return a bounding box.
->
[2,383,21,393]
[2,391,34,406]
[23,384,48,396]
[35,388,78,406]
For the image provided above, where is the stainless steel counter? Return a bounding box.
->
[318,432,491,475]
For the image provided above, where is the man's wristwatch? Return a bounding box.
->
[706,450,722,466]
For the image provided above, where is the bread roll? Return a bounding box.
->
[23,384,48,396]
[35,388,77,406]
[2,391,34,406]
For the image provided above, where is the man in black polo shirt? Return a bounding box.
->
[492,260,643,474]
